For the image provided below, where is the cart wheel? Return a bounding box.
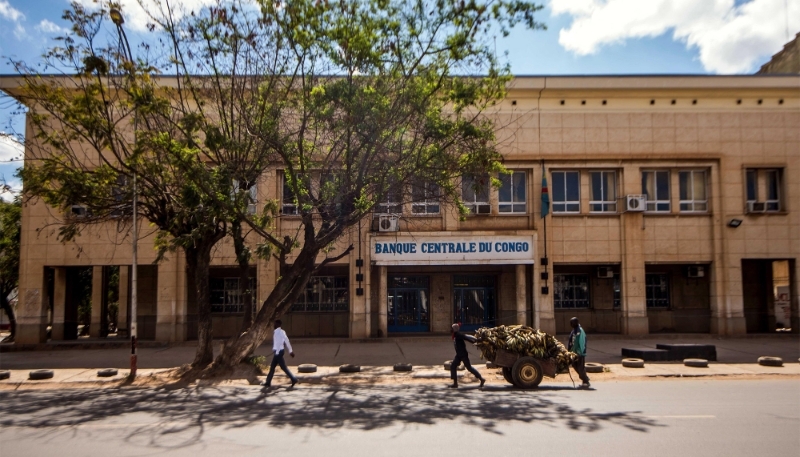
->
[512,357,543,389]
[501,367,514,385]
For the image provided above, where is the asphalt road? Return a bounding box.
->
[0,379,797,457]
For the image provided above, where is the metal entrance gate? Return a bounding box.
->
[453,275,496,331]
[388,276,430,332]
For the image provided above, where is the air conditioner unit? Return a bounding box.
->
[746,201,766,213]
[626,194,646,212]
[247,203,257,215]
[687,266,705,278]
[70,205,89,218]
[378,215,399,232]
[597,267,614,279]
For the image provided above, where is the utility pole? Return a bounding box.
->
[109,7,137,377]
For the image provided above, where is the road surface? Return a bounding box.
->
[0,379,797,456]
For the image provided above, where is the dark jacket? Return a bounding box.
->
[453,331,476,357]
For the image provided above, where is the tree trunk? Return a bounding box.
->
[204,245,318,377]
[232,221,253,333]
[186,242,215,368]
[0,289,16,342]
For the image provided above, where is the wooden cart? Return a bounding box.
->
[491,348,567,388]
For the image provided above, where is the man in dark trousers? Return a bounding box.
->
[263,319,298,388]
[567,317,590,388]
[449,323,486,389]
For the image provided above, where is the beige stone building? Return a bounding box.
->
[2,74,799,344]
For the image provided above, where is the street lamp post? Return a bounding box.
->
[110,8,137,377]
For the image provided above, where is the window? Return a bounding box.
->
[282,174,299,215]
[554,274,590,309]
[746,168,782,212]
[642,170,670,212]
[462,174,490,214]
[645,274,670,308]
[211,277,256,313]
[678,170,708,212]
[291,276,349,312]
[377,180,402,215]
[590,171,617,212]
[552,171,580,213]
[411,179,440,214]
[233,179,258,214]
[499,170,527,213]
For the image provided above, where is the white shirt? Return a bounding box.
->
[272,327,293,355]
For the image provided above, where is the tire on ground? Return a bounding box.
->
[585,362,604,373]
[511,357,544,389]
[444,361,464,371]
[0,370,9,380]
[339,364,361,373]
[622,358,645,368]
[298,364,317,373]
[29,369,54,380]
[501,367,515,385]
[97,368,118,377]
[393,363,412,372]
[757,356,783,367]
[683,358,708,368]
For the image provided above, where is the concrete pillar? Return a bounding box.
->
[15,266,49,344]
[155,257,180,342]
[117,266,129,336]
[349,227,369,338]
[51,267,67,341]
[515,264,527,325]
[378,265,388,337]
[620,212,648,335]
[90,266,104,337]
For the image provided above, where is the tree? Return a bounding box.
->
[0,195,21,342]
[13,0,544,376]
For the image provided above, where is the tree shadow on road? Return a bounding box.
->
[0,384,662,446]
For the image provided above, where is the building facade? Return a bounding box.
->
[3,75,799,344]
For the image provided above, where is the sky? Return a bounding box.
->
[1,0,799,200]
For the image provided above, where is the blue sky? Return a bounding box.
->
[1,0,799,199]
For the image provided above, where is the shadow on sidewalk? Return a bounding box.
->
[0,384,662,444]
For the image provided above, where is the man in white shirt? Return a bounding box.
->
[263,319,298,388]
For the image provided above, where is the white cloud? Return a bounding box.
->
[0,0,23,22]
[75,0,224,32]
[551,0,800,73]
[0,135,24,162]
[36,19,68,34]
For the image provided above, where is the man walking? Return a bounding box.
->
[263,319,298,388]
[568,317,590,388]
[449,323,486,389]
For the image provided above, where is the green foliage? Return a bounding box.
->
[0,197,21,299]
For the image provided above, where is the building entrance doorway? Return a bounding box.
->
[453,275,496,331]
[388,276,430,332]
[742,259,793,333]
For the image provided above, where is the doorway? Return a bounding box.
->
[388,276,430,332]
[453,275,496,331]
[741,259,793,333]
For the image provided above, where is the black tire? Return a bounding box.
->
[622,358,645,368]
[501,367,514,385]
[0,370,9,380]
[29,369,54,380]
[511,357,544,389]
[585,362,604,373]
[683,358,708,368]
[393,363,412,372]
[97,369,118,377]
[339,364,361,373]
[298,364,318,373]
[758,356,783,367]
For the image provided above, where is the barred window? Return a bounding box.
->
[554,274,590,309]
[211,277,256,313]
[645,274,670,308]
[291,276,349,312]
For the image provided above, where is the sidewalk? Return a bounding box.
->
[1,334,798,389]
